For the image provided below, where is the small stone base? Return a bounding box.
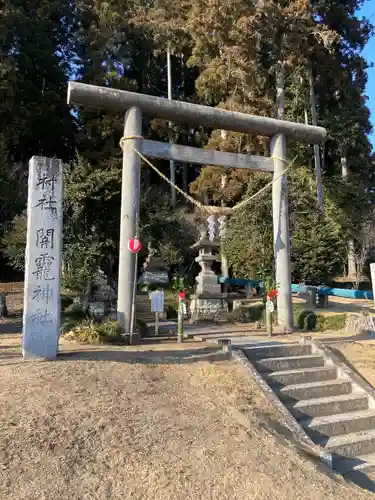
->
[121,332,141,345]
[345,314,375,335]
[190,297,228,323]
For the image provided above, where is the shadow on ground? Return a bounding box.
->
[0,322,22,334]
[343,470,375,493]
[57,346,229,364]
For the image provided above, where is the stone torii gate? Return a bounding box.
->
[67,82,326,333]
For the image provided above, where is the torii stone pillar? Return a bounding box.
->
[117,108,143,333]
[271,134,293,331]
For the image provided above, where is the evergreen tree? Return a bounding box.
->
[0,0,77,164]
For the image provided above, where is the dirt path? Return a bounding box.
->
[0,335,373,500]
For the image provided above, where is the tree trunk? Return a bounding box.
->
[82,280,91,314]
[167,47,176,206]
[341,155,356,279]
[308,66,324,213]
[182,163,188,194]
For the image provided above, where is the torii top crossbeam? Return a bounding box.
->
[67,82,326,144]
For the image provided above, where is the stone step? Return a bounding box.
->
[302,409,375,439]
[289,393,369,419]
[277,379,352,403]
[265,366,337,386]
[321,429,375,459]
[255,355,325,373]
[243,343,312,361]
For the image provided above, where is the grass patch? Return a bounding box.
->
[316,313,347,332]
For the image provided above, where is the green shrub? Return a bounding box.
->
[228,304,264,324]
[136,318,149,336]
[60,294,74,311]
[247,304,264,322]
[295,309,317,330]
[315,314,326,332]
[166,304,178,319]
[293,304,306,325]
[305,311,317,330]
[64,319,106,344]
[293,305,346,332]
[60,306,87,334]
[95,319,122,343]
[64,300,84,315]
[64,319,124,345]
[228,308,250,323]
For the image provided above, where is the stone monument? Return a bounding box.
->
[23,156,63,360]
[138,244,169,286]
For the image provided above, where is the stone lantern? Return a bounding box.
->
[189,222,228,322]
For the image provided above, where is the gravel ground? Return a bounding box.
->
[335,341,375,388]
[0,336,373,499]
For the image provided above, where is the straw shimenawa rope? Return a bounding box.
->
[119,136,297,215]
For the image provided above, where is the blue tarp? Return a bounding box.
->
[292,284,373,300]
[217,277,263,287]
[218,277,373,300]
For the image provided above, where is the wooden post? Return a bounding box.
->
[129,250,139,338]
[155,311,159,335]
[117,108,142,333]
[271,66,293,332]
[177,299,184,343]
[266,308,273,337]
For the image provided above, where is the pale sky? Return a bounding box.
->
[359,1,375,147]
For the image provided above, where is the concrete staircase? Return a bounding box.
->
[240,341,375,477]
